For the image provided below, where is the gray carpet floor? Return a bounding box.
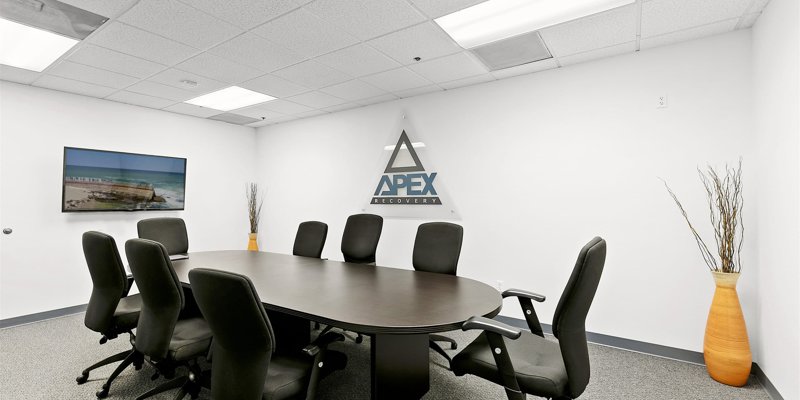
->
[0,313,771,400]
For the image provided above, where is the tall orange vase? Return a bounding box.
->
[247,233,259,251]
[704,271,751,386]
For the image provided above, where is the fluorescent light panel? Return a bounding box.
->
[185,86,275,111]
[436,0,635,49]
[0,18,78,72]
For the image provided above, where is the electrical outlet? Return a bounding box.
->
[657,94,668,108]
[496,280,504,291]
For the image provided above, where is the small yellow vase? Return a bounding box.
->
[704,271,751,386]
[247,233,259,251]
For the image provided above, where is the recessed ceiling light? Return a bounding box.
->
[0,18,78,72]
[184,86,276,111]
[435,0,634,49]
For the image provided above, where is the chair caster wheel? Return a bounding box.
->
[134,362,143,371]
[355,335,363,344]
[76,372,89,384]
[96,388,109,398]
[450,343,457,350]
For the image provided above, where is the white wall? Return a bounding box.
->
[255,31,757,354]
[0,83,257,319]
[752,0,800,397]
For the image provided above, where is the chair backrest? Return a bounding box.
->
[189,268,276,400]
[412,222,463,275]
[82,231,128,334]
[137,217,188,255]
[293,221,328,258]
[551,237,607,399]
[341,214,383,264]
[125,238,185,360]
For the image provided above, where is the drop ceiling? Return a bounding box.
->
[0,0,770,127]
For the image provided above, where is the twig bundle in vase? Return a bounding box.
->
[247,183,263,251]
[662,159,751,387]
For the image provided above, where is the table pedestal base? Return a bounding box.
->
[371,333,429,400]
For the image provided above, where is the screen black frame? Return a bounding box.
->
[61,146,188,213]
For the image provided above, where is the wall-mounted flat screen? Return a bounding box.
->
[62,147,186,212]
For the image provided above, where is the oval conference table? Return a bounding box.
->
[171,250,502,400]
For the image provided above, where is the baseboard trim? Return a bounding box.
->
[494,315,784,400]
[0,304,87,329]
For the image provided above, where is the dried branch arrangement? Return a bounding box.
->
[662,159,744,273]
[247,183,263,234]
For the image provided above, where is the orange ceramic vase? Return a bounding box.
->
[247,233,259,251]
[704,271,751,386]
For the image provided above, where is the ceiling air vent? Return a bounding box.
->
[470,31,552,71]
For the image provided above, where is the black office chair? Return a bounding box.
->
[77,231,144,399]
[319,213,383,343]
[412,222,464,365]
[293,221,328,258]
[189,268,348,400]
[126,238,213,400]
[137,217,188,256]
[451,237,607,400]
[340,213,383,264]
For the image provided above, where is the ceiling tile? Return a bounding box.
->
[642,0,752,38]
[119,0,242,49]
[174,53,263,84]
[737,13,761,29]
[148,68,229,94]
[32,75,116,98]
[252,8,358,58]
[293,110,328,119]
[106,91,176,109]
[247,114,295,127]
[163,102,222,118]
[59,0,137,18]
[273,60,351,89]
[408,52,487,83]
[0,65,40,84]
[287,91,347,108]
[316,44,401,77]
[558,41,636,66]
[361,67,431,92]
[744,0,771,14]
[407,0,486,19]
[209,33,304,72]
[491,58,559,79]
[229,104,286,120]
[177,0,299,29]
[368,22,462,65]
[640,19,739,50]
[357,93,398,106]
[393,84,442,98]
[305,0,426,41]
[208,113,261,125]
[248,99,313,115]
[540,5,637,57]
[240,74,310,98]
[66,45,166,79]
[46,61,139,89]
[322,103,361,113]
[89,22,198,65]
[320,79,387,101]
[439,73,495,90]
[126,81,197,101]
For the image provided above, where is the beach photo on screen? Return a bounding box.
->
[62,147,186,212]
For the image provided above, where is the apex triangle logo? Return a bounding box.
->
[371,130,441,206]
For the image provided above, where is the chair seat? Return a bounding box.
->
[451,331,568,398]
[168,318,212,362]
[261,350,347,400]
[112,294,142,331]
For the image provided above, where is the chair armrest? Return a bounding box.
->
[502,288,545,302]
[462,316,522,340]
[502,288,546,338]
[123,274,135,296]
[302,332,344,400]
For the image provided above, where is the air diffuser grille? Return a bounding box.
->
[470,31,552,71]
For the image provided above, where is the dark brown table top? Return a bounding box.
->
[172,251,502,334]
